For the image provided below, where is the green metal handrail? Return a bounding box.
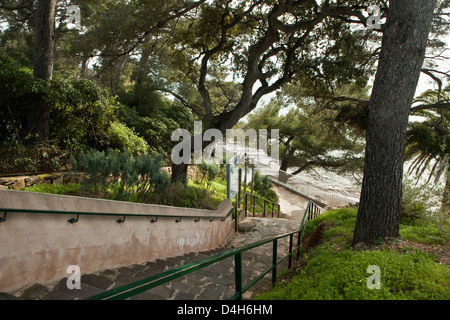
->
[0,192,253,225]
[0,192,263,237]
[0,207,231,224]
[87,199,323,301]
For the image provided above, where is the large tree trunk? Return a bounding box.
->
[28,0,56,144]
[171,162,189,185]
[280,158,290,172]
[352,0,436,245]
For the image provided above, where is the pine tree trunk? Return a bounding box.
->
[280,158,289,172]
[28,0,56,144]
[171,162,188,185]
[352,0,436,245]
[134,34,152,107]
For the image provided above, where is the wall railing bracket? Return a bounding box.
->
[0,212,7,223]
[68,214,80,224]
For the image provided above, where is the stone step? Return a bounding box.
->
[11,244,296,300]
[40,278,103,300]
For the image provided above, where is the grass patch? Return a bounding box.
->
[256,208,450,300]
[22,177,229,210]
[257,248,449,300]
[400,223,449,245]
[24,183,81,196]
[189,177,228,207]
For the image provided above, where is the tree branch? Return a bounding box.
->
[410,101,450,112]
[197,0,264,121]
[151,87,195,112]
[290,157,347,176]
[0,4,32,11]
[96,0,208,74]
[421,68,450,79]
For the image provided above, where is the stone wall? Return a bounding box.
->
[0,172,86,190]
[0,189,234,294]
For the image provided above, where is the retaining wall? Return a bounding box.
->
[0,189,233,294]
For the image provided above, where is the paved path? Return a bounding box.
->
[272,185,310,220]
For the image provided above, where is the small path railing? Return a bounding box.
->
[247,193,281,218]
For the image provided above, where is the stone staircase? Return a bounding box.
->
[8,217,303,301]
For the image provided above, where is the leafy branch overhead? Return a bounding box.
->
[168,0,386,131]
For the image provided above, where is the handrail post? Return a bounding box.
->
[235,253,242,300]
[278,204,280,218]
[271,203,274,218]
[234,195,238,232]
[263,200,266,217]
[238,168,242,209]
[288,234,293,269]
[272,239,277,287]
[245,193,248,218]
[253,194,255,217]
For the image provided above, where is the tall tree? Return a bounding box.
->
[166,0,383,182]
[27,0,56,143]
[352,0,437,245]
[33,0,56,81]
[242,93,365,178]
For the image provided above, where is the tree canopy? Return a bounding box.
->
[0,1,449,215]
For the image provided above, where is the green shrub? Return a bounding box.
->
[107,121,149,156]
[159,182,217,209]
[253,172,273,197]
[0,50,49,145]
[197,160,220,190]
[72,149,169,202]
[401,177,443,223]
[0,50,148,154]
[265,189,279,203]
[117,103,195,155]
[51,78,149,154]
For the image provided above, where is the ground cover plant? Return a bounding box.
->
[256,208,449,300]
